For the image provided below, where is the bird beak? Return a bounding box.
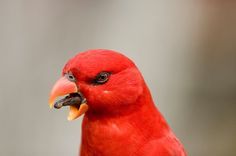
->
[48,76,88,121]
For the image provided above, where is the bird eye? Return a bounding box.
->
[66,72,76,82]
[94,72,110,84]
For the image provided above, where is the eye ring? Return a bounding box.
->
[66,72,76,82]
[94,72,110,84]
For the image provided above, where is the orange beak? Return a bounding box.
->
[48,76,88,121]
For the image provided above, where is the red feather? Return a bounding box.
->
[62,49,186,156]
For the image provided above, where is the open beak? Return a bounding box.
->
[49,76,88,121]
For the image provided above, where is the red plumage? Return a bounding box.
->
[50,49,186,156]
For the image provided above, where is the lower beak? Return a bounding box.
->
[48,76,88,121]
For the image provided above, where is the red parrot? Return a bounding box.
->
[49,49,187,156]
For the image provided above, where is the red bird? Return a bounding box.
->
[49,49,186,156]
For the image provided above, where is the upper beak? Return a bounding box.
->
[48,76,88,121]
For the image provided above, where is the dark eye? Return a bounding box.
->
[93,72,110,84]
[66,72,76,82]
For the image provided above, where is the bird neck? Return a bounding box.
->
[84,83,170,136]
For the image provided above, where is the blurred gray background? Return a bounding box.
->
[0,0,236,156]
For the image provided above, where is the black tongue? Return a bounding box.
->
[54,94,82,109]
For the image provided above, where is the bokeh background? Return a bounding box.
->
[0,0,236,156]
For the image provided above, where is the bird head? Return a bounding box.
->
[49,49,144,120]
